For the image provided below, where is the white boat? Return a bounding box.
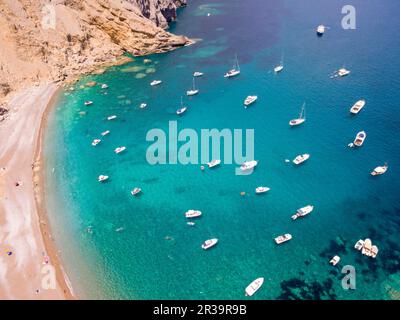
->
[98,175,109,182]
[131,187,141,196]
[176,107,187,115]
[329,255,341,266]
[255,187,270,194]
[176,97,187,115]
[84,101,93,106]
[350,99,366,114]
[354,239,365,251]
[186,78,199,96]
[337,68,350,77]
[224,55,240,78]
[114,146,126,154]
[274,64,284,73]
[292,205,314,220]
[316,24,326,36]
[371,163,388,176]
[289,103,306,126]
[244,95,258,107]
[201,238,218,250]
[193,72,203,77]
[185,210,202,218]
[101,84,108,89]
[353,131,366,147]
[245,277,264,297]
[207,159,221,168]
[139,103,147,109]
[101,130,110,136]
[107,115,117,121]
[274,234,292,244]
[92,139,101,146]
[293,153,310,165]
[150,80,162,86]
[362,238,373,257]
[240,160,258,171]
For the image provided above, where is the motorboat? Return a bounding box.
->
[371,245,379,258]
[101,130,110,136]
[316,24,326,36]
[207,159,221,168]
[245,278,264,297]
[98,175,109,182]
[201,238,218,250]
[139,103,147,109]
[107,115,117,121]
[329,255,341,266]
[354,239,364,251]
[289,103,306,126]
[240,160,258,171]
[193,72,203,77]
[84,101,93,106]
[353,131,366,147]
[101,84,108,89]
[150,80,162,86]
[131,187,141,196]
[185,210,202,218]
[186,78,199,96]
[224,55,240,78]
[255,187,270,194]
[244,95,258,107]
[114,146,126,154]
[291,205,314,220]
[362,238,373,257]
[275,234,292,244]
[337,68,350,77]
[293,153,310,165]
[371,163,388,176]
[92,139,101,146]
[350,99,366,114]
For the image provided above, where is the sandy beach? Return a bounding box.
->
[0,83,73,299]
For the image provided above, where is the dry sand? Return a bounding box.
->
[0,83,72,299]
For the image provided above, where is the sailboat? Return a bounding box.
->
[274,54,284,73]
[176,96,187,115]
[186,78,199,96]
[224,55,241,78]
[289,103,306,126]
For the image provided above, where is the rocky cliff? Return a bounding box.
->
[0,0,190,106]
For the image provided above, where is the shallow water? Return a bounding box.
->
[44,0,400,299]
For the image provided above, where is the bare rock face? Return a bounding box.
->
[133,0,187,29]
[0,0,191,102]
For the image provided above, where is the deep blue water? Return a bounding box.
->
[44,0,400,299]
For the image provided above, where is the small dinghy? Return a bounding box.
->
[101,84,109,89]
[84,101,93,106]
[92,139,101,146]
[101,130,110,136]
[107,115,117,121]
[193,72,203,77]
[139,103,147,109]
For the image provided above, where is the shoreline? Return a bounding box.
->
[0,83,72,299]
[33,85,75,300]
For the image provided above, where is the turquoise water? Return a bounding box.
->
[44,0,400,299]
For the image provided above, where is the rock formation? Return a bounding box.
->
[0,0,190,102]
